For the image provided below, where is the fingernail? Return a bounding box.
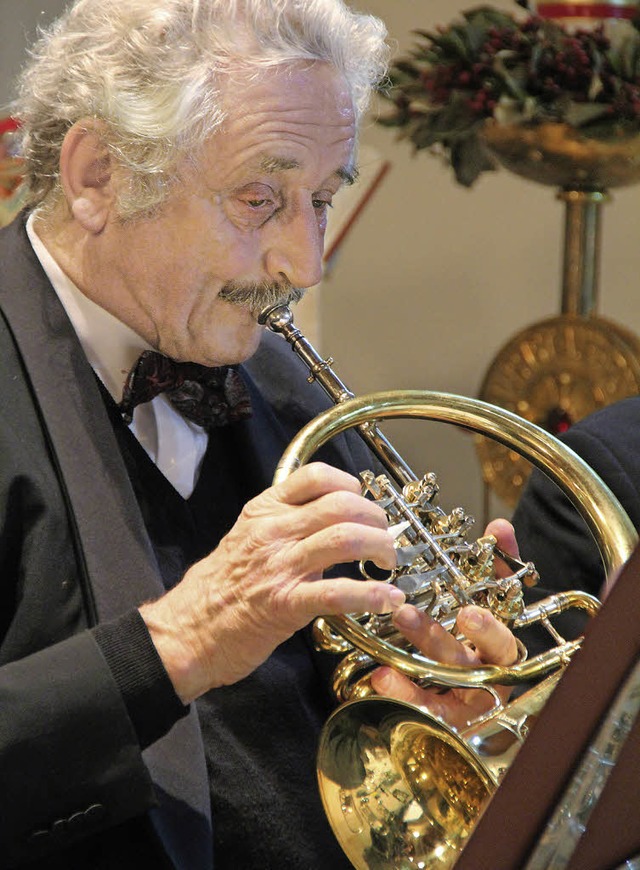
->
[373,667,393,693]
[389,587,406,608]
[462,609,484,631]
[394,604,421,631]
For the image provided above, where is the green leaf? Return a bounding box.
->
[462,7,515,30]
[447,28,472,61]
[413,28,439,42]
[391,61,422,79]
[428,29,471,60]
[563,100,612,127]
[587,72,604,102]
[419,96,478,138]
[450,132,497,186]
[493,52,528,100]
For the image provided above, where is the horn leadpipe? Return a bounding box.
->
[259,302,528,576]
[259,303,416,487]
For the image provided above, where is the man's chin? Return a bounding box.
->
[215,318,264,366]
[238,322,264,362]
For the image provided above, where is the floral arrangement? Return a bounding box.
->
[378,6,640,186]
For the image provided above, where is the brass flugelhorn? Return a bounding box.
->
[259,302,637,869]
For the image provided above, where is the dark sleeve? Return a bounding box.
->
[92,609,189,748]
[513,398,640,606]
[0,629,156,865]
[0,618,189,866]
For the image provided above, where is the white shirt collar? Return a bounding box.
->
[24,212,209,500]
[25,211,151,404]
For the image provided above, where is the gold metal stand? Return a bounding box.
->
[559,189,606,317]
[475,123,640,507]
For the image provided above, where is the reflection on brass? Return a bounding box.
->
[480,121,640,189]
[318,679,557,870]
[476,314,640,505]
[318,699,494,870]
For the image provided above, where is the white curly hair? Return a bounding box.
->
[15,0,389,218]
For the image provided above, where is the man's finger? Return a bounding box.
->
[484,517,519,561]
[298,577,405,618]
[273,462,361,506]
[284,489,390,539]
[370,666,426,705]
[391,605,478,665]
[456,605,518,666]
[291,523,396,574]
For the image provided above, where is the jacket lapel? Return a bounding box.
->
[0,216,212,869]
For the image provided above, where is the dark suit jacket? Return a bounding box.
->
[513,396,640,599]
[0,214,373,868]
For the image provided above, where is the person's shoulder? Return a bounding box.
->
[558,396,640,487]
[242,329,333,419]
[0,210,28,255]
[0,211,40,295]
[570,396,640,437]
[242,329,375,474]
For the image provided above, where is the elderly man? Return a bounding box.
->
[0,1,516,868]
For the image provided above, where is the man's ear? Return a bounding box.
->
[59,119,115,234]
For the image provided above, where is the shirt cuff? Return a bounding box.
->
[92,609,189,749]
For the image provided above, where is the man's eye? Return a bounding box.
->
[312,198,333,211]
[245,198,272,209]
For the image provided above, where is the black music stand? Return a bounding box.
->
[456,544,640,870]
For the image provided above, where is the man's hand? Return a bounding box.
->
[140,462,403,703]
[370,518,520,730]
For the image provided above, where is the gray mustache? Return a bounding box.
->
[219,281,305,314]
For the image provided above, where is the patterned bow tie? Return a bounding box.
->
[119,350,252,429]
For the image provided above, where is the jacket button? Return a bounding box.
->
[67,810,86,834]
[51,819,68,840]
[84,803,106,824]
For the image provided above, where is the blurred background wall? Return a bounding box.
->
[2,0,639,527]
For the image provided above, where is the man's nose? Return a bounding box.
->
[263,205,324,289]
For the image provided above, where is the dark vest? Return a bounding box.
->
[105,392,354,870]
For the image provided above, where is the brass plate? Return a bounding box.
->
[476,315,640,505]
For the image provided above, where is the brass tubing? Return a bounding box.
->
[259,303,416,485]
[274,389,637,687]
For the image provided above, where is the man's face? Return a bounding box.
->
[105,62,356,365]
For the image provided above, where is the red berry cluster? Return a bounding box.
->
[421,24,533,118]
[413,15,640,121]
[529,33,599,100]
